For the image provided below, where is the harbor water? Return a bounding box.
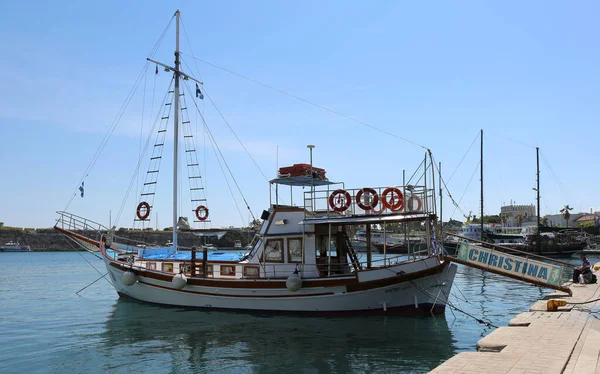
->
[0,252,590,373]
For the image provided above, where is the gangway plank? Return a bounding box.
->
[444,234,573,296]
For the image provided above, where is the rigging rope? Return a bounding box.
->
[64,61,151,211]
[180,53,428,150]
[180,57,275,194]
[182,81,258,223]
[114,78,175,227]
[64,15,174,213]
[448,160,481,220]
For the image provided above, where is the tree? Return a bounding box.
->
[560,205,573,228]
[541,216,549,226]
[499,213,509,227]
[515,213,525,227]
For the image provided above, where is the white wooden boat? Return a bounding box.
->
[55,10,456,316]
[0,240,31,252]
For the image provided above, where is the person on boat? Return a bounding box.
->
[572,253,591,283]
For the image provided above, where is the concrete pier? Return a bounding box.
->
[431,265,600,374]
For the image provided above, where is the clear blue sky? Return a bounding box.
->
[1,1,599,229]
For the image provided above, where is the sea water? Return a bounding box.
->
[0,252,589,373]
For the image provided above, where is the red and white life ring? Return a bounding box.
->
[328,189,351,212]
[382,187,404,211]
[136,201,151,220]
[355,188,379,211]
[406,195,423,211]
[195,205,209,221]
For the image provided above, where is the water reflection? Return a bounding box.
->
[103,300,458,373]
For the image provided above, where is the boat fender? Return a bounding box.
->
[122,270,137,286]
[172,273,187,289]
[286,267,302,292]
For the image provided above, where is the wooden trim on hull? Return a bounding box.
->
[137,279,336,298]
[117,292,446,316]
[109,259,449,293]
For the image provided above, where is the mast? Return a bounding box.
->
[439,161,442,231]
[536,147,541,254]
[480,129,484,241]
[172,9,181,250]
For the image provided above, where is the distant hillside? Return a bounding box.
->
[0,227,256,251]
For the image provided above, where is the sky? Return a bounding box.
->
[1,1,599,229]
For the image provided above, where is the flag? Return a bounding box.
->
[155,65,158,75]
[79,181,84,198]
[195,83,204,99]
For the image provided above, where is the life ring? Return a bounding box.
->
[136,201,151,220]
[328,189,351,212]
[382,187,404,211]
[355,188,379,211]
[407,195,423,211]
[195,205,209,221]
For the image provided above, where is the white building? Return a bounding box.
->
[545,213,586,228]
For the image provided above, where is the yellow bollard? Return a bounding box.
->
[547,299,567,311]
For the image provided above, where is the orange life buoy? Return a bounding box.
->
[382,187,404,211]
[136,201,151,220]
[195,205,209,221]
[328,189,351,212]
[407,195,423,211]
[355,187,379,211]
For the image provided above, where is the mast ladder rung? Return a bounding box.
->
[179,94,185,97]
[158,130,166,133]
[134,219,152,222]
[191,199,207,202]
[154,144,164,147]
[165,103,172,106]
[193,220,211,223]
[150,156,161,160]
[182,121,190,124]
[161,117,169,120]
[181,107,187,110]
[187,163,199,167]
[190,187,204,191]
[184,135,193,138]
[189,176,202,179]
[168,90,174,93]
[185,149,196,153]
[148,170,159,173]
[143,182,157,186]
[141,193,155,196]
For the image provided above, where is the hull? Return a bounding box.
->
[104,256,457,316]
[0,246,31,252]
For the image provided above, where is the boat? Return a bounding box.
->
[444,223,587,256]
[54,10,457,316]
[0,240,31,252]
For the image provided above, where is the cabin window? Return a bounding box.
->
[220,265,236,276]
[263,239,284,262]
[147,262,157,270]
[163,263,174,273]
[287,238,303,263]
[206,264,214,277]
[243,265,260,278]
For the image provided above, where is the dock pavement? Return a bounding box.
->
[430,263,600,374]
